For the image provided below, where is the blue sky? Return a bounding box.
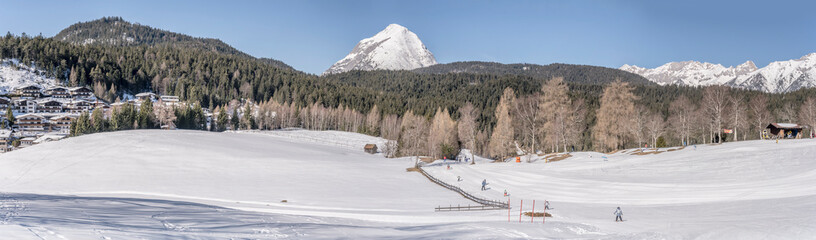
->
[1,0,814,74]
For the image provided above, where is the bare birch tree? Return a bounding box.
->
[644,111,666,148]
[668,95,695,146]
[748,95,771,139]
[513,93,541,154]
[728,93,748,141]
[702,86,730,143]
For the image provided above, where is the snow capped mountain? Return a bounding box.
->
[324,24,437,75]
[0,59,57,94]
[620,53,816,93]
[620,61,757,87]
[728,53,816,93]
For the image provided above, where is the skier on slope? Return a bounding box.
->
[481,179,487,191]
[544,200,550,210]
[614,207,623,222]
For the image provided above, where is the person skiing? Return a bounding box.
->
[503,189,508,197]
[614,207,623,222]
[481,179,487,191]
[544,200,550,210]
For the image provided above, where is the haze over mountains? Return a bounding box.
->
[621,53,816,93]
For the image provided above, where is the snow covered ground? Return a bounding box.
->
[425,140,816,239]
[0,129,814,238]
[0,59,57,94]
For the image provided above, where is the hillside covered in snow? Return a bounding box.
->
[0,59,57,94]
[324,24,437,75]
[621,53,816,93]
[0,129,814,238]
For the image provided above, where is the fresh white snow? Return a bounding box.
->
[0,59,58,94]
[323,24,437,75]
[1,130,815,238]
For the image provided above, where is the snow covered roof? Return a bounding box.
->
[17,113,44,119]
[0,130,11,138]
[135,92,156,97]
[50,114,78,120]
[768,123,803,129]
[33,134,66,144]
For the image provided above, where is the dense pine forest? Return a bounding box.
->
[2,17,815,159]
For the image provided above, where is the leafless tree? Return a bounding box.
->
[799,97,816,138]
[457,102,480,159]
[513,93,541,154]
[748,95,771,139]
[153,100,176,129]
[702,86,730,143]
[628,106,648,148]
[488,88,517,159]
[399,110,429,157]
[365,105,381,134]
[428,108,458,158]
[668,95,695,146]
[728,93,748,141]
[380,114,401,140]
[644,111,666,148]
[593,80,637,151]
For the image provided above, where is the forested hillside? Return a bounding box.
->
[414,61,653,85]
[55,17,251,58]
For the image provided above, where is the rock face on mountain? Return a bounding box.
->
[324,24,437,75]
[621,53,816,93]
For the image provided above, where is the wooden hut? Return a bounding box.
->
[765,123,804,139]
[364,144,378,154]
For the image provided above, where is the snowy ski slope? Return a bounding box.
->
[0,129,814,239]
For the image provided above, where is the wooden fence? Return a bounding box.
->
[435,204,506,212]
[417,165,509,210]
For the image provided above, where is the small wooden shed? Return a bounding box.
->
[364,144,378,154]
[766,123,804,139]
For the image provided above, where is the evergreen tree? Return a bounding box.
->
[217,106,228,132]
[5,107,14,128]
[91,108,107,132]
[242,103,254,130]
[138,101,156,128]
[231,108,239,130]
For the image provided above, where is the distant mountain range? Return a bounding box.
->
[324,24,437,75]
[621,53,816,93]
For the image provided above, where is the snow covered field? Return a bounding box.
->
[0,129,815,239]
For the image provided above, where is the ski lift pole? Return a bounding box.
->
[519,199,523,222]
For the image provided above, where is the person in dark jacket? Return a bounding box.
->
[481,179,487,191]
[614,207,623,222]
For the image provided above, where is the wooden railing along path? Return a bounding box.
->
[417,165,509,210]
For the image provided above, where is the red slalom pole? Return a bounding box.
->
[531,200,535,223]
[542,200,546,224]
[519,199,523,223]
